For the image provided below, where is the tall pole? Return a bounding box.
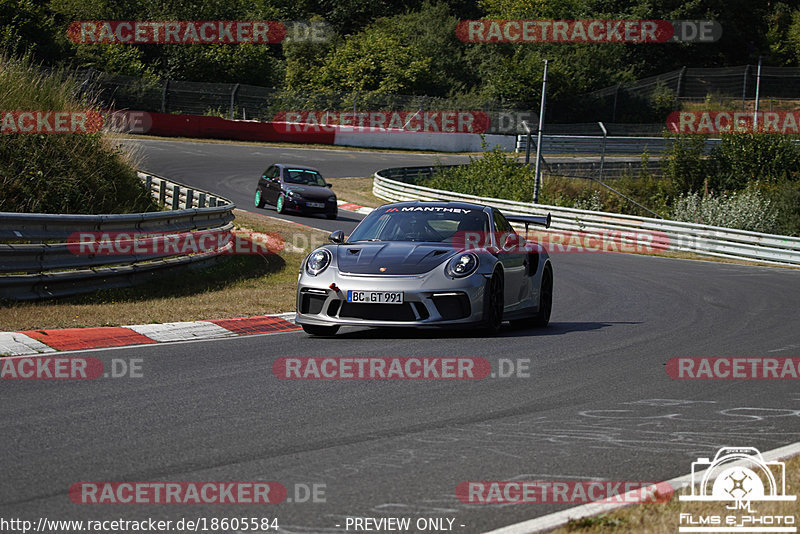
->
[533,59,549,204]
[753,56,762,130]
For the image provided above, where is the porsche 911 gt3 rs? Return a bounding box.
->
[295,201,553,336]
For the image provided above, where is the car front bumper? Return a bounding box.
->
[296,268,489,328]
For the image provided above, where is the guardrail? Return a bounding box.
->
[373,166,800,267]
[515,134,722,155]
[0,172,235,300]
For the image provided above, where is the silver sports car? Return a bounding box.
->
[295,201,553,336]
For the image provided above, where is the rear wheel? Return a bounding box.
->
[326,211,338,220]
[254,189,265,208]
[510,264,552,329]
[301,324,340,336]
[276,193,286,214]
[482,270,504,334]
[532,266,552,327]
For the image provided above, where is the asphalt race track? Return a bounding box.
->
[125,138,476,233]
[2,138,800,533]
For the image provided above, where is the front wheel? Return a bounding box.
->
[276,193,286,214]
[481,270,504,334]
[301,324,340,336]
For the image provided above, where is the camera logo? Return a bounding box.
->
[681,447,795,502]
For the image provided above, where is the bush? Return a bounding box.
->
[424,145,537,202]
[670,187,780,233]
[0,53,157,214]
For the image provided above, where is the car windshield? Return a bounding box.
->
[284,169,327,186]
[348,206,490,243]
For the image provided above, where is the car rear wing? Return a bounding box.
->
[505,213,551,232]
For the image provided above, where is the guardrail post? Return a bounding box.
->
[159,180,166,205]
[185,189,194,209]
[145,175,152,194]
[172,185,180,210]
[209,197,217,207]
[198,193,206,208]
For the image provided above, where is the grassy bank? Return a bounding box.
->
[0,53,156,214]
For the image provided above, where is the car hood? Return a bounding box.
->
[285,185,334,201]
[335,242,458,275]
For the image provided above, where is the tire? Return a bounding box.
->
[481,270,504,334]
[276,193,286,214]
[326,211,338,220]
[301,324,340,336]
[532,265,552,327]
[254,189,265,209]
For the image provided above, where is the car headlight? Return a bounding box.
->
[306,248,332,276]
[287,190,301,199]
[446,253,479,278]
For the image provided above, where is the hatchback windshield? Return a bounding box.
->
[285,168,327,186]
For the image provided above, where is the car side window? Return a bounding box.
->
[263,166,277,179]
[493,210,515,234]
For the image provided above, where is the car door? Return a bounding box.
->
[263,166,281,203]
[258,166,273,199]
[492,209,528,311]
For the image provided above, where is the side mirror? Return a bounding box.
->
[326,183,333,188]
[329,230,345,244]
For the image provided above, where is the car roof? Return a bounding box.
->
[275,164,321,173]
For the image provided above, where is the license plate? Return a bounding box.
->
[307,202,325,208]
[347,290,404,304]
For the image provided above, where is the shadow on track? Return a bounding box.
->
[325,321,639,340]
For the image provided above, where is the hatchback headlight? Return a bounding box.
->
[306,248,332,276]
[446,253,479,278]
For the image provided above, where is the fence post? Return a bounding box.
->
[198,193,206,208]
[754,56,762,130]
[172,185,180,210]
[161,79,169,113]
[742,65,749,110]
[675,66,686,106]
[159,180,166,205]
[144,175,152,194]
[185,189,194,209]
[230,83,240,119]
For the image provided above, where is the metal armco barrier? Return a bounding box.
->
[515,134,721,155]
[0,172,235,300]
[373,166,800,267]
